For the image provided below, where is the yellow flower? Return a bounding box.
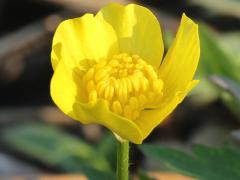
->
[50,3,200,144]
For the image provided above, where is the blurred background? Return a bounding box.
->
[0,0,239,179]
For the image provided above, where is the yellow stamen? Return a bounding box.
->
[82,53,164,120]
[112,101,123,114]
[86,80,95,93]
[89,90,97,103]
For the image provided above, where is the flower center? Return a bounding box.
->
[82,53,164,120]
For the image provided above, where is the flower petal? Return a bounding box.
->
[50,60,86,118]
[134,14,200,140]
[51,13,118,70]
[159,14,200,98]
[74,100,143,144]
[96,3,164,69]
[51,60,143,144]
[135,80,198,139]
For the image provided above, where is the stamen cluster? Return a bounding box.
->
[82,53,164,120]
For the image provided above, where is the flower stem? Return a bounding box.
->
[116,140,129,180]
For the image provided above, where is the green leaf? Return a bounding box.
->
[1,123,111,174]
[191,24,240,114]
[199,25,238,78]
[219,32,240,64]
[140,144,240,180]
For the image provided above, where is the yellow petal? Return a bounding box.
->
[159,14,200,98]
[50,60,87,119]
[135,14,200,140]
[96,3,164,69]
[75,100,143,144]
[135,80,198,139]
[51,13,118,70]
[51,60,143,144]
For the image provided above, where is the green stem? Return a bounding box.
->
[116,140,129,180]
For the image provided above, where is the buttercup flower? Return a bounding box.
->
[50,3,200,144]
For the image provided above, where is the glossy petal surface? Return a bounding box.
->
[51,14,118,70]
[134,14,200,140]
[97,3,164,69]
[159,14,200,98]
